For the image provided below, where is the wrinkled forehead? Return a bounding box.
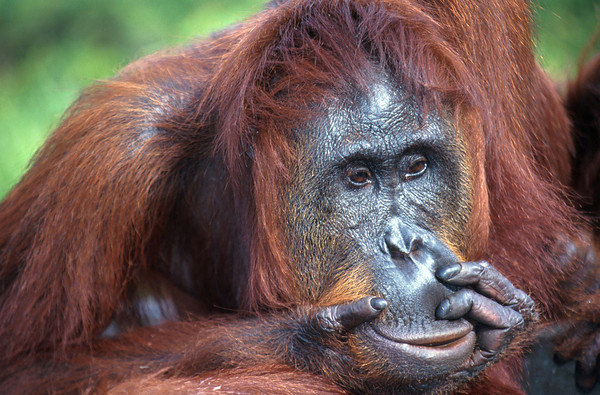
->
[301,79,456,159]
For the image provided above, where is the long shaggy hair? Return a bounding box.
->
[0,0,584,392]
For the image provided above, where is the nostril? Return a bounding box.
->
[383,231,423,260]
[410,237,423,254]
[384,232,402,257]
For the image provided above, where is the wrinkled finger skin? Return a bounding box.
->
[316,296,388,332]
[313,261,537,375]
[436,261,538,368]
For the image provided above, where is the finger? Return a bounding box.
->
[316,296,387,332]
[436,261,516,303]
[469,327,512,366]
[436,262,482,286]
[436,261,536,321]
[437,289,525,368]
[436,289,524,330]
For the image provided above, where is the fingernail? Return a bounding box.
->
[370,297,388,311]
[436,263,461,280]
[436,299,451,319]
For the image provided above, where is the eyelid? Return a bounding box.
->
[345,164,374,187]
[404,156,428,180]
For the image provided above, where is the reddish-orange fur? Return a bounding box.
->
[0,0,591,393]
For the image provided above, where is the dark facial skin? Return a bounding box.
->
[285,78,537,391]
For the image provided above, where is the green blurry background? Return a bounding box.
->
[0,0,598,198]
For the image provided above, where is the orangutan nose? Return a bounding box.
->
[382,219,423,260]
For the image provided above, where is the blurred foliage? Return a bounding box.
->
[534,0,600,77]
[0,0,598,198]
[0,0,265,198]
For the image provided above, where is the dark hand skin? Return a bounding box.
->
[313,261,536,373]
[435,261,537,368]
[316,296,389,333]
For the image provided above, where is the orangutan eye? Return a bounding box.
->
[346,166,373,187]
[405,156,428,180]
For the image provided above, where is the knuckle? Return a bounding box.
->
[477,264,497,286]
[512,291,538,323]
[506,289,528,307]
[512,313,525,330]
[497,308,522,330]
[470,261,486,278]
[316,307,339,332]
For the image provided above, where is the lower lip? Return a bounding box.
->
[363,324,477,362]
